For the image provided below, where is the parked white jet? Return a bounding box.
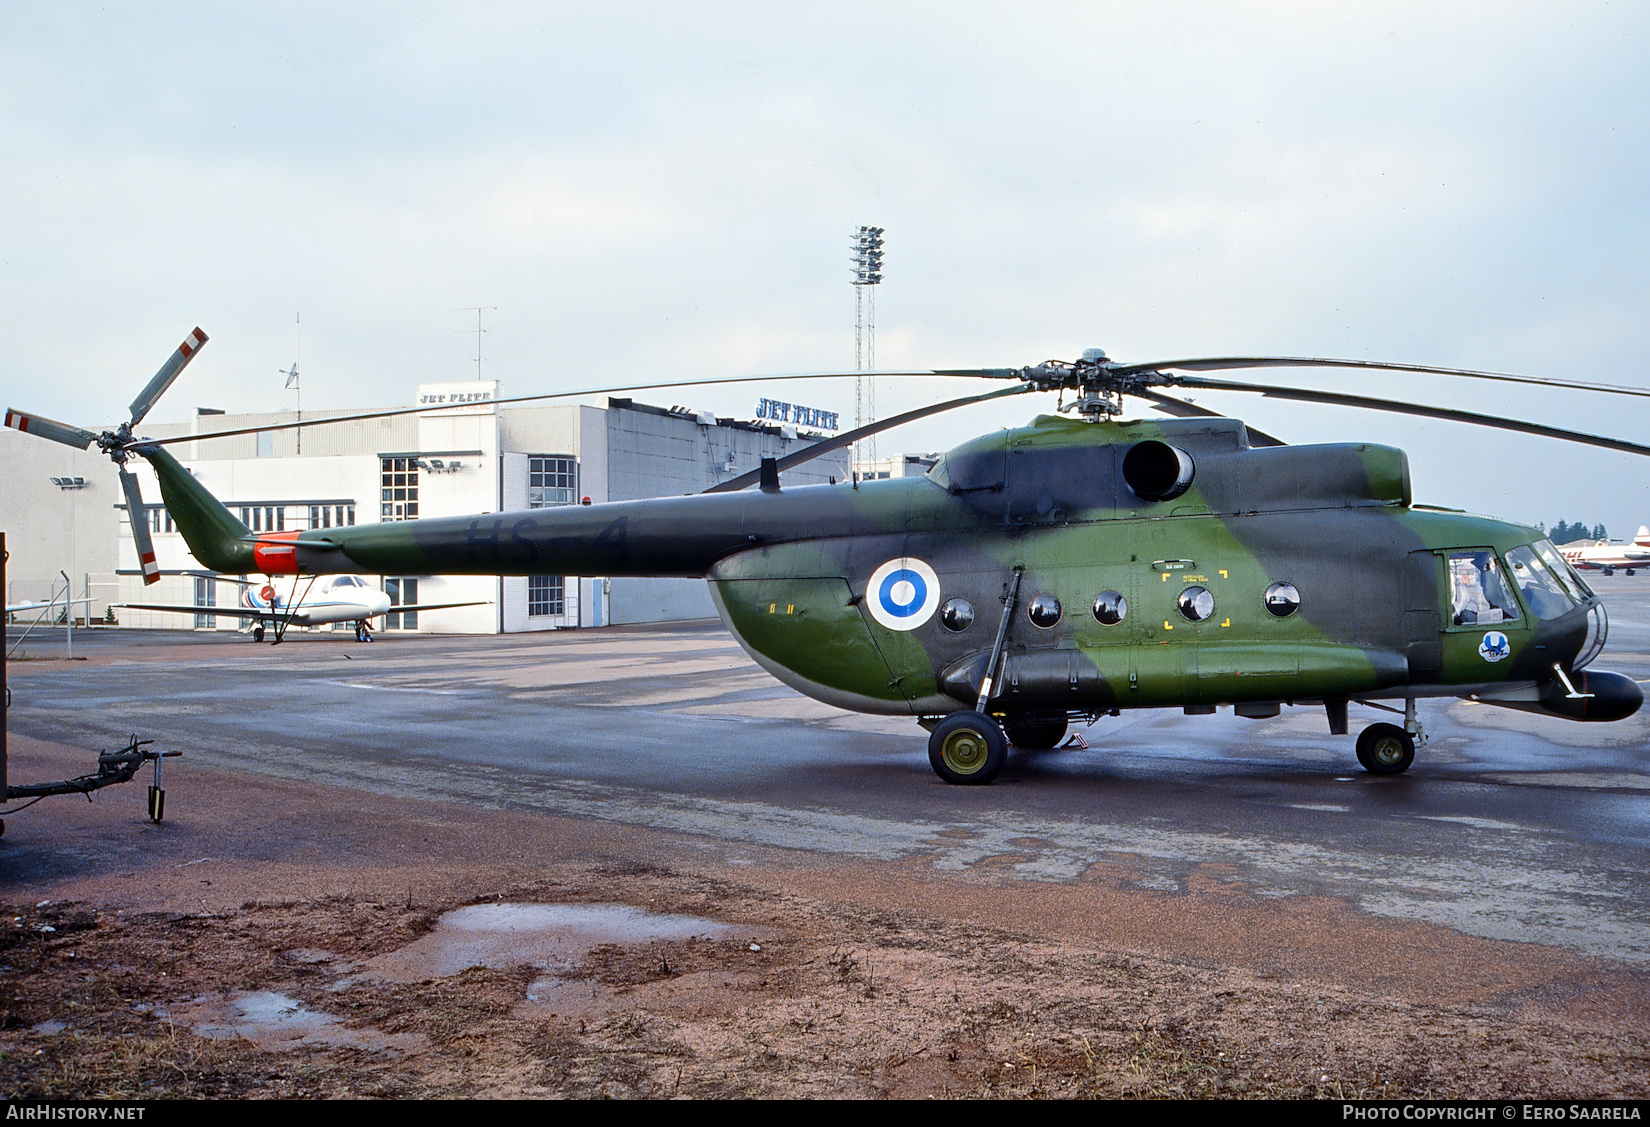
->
[1559,526,1650,576]
[115,575,489,643]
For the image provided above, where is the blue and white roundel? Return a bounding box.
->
[866,557,942,631]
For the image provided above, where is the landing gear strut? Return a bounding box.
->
[354,620,373,643]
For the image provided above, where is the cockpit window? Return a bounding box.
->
[1448,550,1521,626]
[1506,545,1577,621]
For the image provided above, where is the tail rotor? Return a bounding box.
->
[5,328,210,585]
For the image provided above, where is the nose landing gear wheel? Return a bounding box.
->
[1356,722,1415,775]
[928,711,1008,785]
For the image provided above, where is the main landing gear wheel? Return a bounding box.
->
[1355,722,1415,775]
[928,711,1008,785]
[252,625,265,643]
[1003,714,1068,749]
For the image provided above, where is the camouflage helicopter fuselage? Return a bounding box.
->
[146,412,1634,741]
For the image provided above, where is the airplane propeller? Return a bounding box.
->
[5,328,208,583]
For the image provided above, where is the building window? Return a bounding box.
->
[528,575,565,617]
[308,504,356,529]
[528,456,577,508]
[238,506,285,532]
[382,457,419,521]
[193,576,216,630]
[385,577,418,629]
[147,507,175,534]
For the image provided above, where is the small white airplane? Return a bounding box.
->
[115,575,489,643]
[1559,526,1650,576]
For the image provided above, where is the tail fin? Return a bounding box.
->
[1636,525,1649,546]
[135,445,257,574]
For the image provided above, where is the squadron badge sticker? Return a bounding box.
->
[1479,631,1510,663]
[866,557,941,631]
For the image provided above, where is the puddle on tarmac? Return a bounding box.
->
[163,990,425,1054]
[160,904,740,1044]
[358,902,736,984]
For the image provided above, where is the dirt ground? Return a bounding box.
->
[3,733,1648,1099]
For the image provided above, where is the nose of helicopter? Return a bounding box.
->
[1535,599,1642,720]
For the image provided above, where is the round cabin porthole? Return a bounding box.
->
[1092,590,1128,625]
[1264,581,1301,618]
[1177,586,1215,622]
[940,598,975,632]
[1028,594,1062,628]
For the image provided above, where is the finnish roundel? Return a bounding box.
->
[866,557,942,631]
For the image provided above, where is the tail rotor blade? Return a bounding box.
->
[128,327,209,427]
[119,468,161,585]
[4,408,97,450]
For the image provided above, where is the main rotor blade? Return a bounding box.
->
[1131,388,1287,448]
[129,328,209,427]
[704,384,1037,493]
[140,367,1011,448]
[3,408,97,449]
[118,468,161,585]
[1112,355,1650,400]
[1173,376,1650,458]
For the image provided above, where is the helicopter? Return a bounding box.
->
[7,332,1647,785]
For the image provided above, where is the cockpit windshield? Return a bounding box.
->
[1533,538,1594,600]
[1505,545,1578,621]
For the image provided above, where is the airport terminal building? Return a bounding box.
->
[2,381,848,635]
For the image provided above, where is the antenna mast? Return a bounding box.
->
[851,226,884,471]
[456,306,498,379]
[280,312,301,455]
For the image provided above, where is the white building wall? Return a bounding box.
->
[0,430,120,620]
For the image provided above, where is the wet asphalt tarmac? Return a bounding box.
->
[7,573,1650,965]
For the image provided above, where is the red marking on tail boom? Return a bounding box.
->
[253,530,301,574]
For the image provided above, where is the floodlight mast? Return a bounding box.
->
[851,225,885,472]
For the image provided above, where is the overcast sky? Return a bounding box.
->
[3,2,1647,535]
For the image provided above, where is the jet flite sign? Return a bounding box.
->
[418,380,500,416]
[754,398,839,431]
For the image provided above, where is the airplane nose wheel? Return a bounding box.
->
[1355,722,1415,775]
[928,711,1008,785]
